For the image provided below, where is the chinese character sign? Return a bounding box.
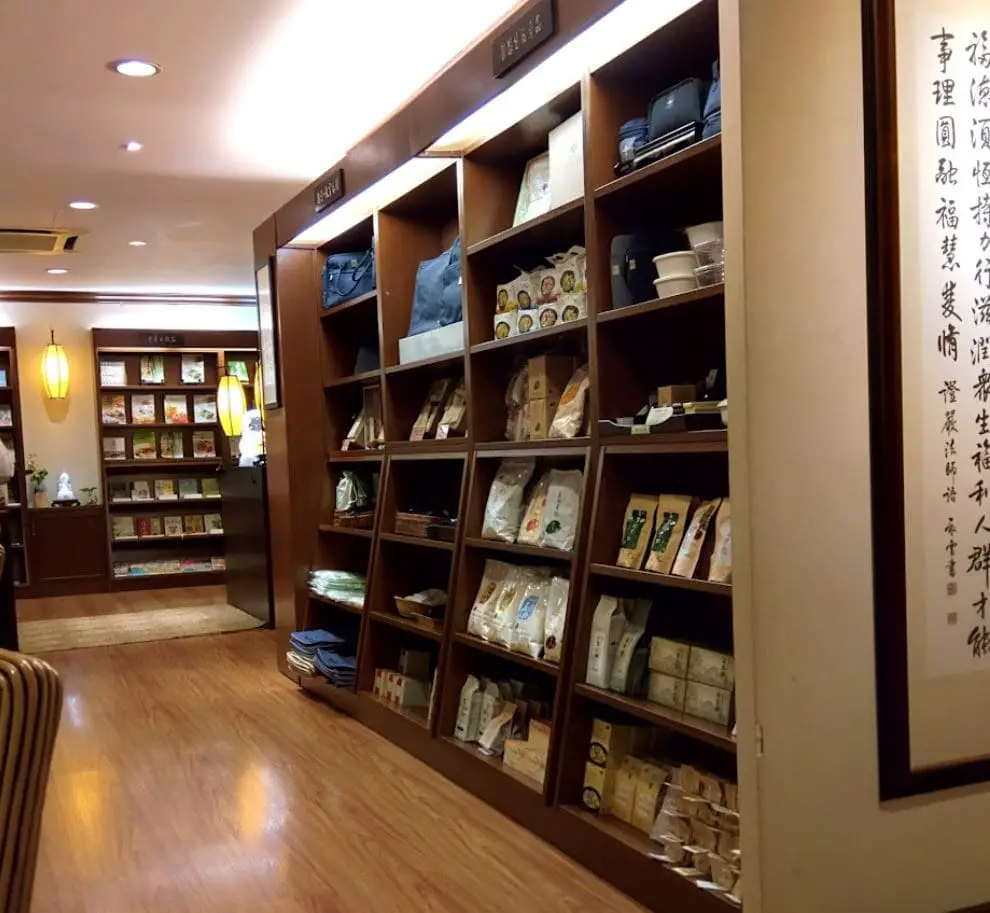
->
[910,19,990,676]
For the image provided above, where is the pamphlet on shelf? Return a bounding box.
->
[100,395,126,425]
[193,395,217,423]
[131,394,156,424]
[164,395,189,424]
[140,356,165,385]
[181,355,205,384]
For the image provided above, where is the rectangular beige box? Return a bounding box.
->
[527,354,575,400]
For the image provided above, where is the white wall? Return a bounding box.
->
[0,300,257,501]
[728,0,990,910]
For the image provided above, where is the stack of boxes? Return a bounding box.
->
[503,718,552,786]
[647,638,735,728]
[527,355,575,440]
[372,649,433,712]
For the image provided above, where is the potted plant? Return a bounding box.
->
[80,486,98,506]
[26,455,49,509]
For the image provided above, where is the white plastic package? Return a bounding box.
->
[481,458,536,543]
[467,559,512,638]
[540,469,583,551]
[543,576,570,663]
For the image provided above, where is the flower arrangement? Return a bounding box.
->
[25,455,48,495]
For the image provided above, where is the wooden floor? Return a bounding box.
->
[17,585,229,621]
[31,630,644,913]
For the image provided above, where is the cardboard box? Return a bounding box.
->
[687,646,735,690]
[684,681,734,726]
[648,672,688,711]
[373,668,389,699]
[384,672,398,703]
[527,355,575,400]
[393,676,431,709]
[588,719,650,769]
[503,739,547,785]
[657,384,697,406]
[649,637,691,676]
[549,111,585,208]
[399,320,465,364]
[527,396,560,440]
[611,757,644,823]
[398,649,431,681]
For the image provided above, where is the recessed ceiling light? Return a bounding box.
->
[69,200,98,210]
[108,59,161,78]
[128,240,147,247]
[46,268,68,275]
[121,140,143,152]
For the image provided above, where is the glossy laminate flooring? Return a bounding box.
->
[32,630,645,913]
[18,585,229,621]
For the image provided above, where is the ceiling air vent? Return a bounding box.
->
[0,229,79,255]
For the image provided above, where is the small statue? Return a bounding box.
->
[53,471,79,506]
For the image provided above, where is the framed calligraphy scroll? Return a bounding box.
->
[865,0,990,797]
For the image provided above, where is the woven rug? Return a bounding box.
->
[17,604,264,654]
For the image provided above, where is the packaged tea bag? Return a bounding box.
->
[611,757,645,823]
[477,680,503,735]
[543,576,570,662]
[645,494,694,575]
[708,498,732,583]
[481,458,536,542]
[632,762,669,833]
[467,559,511,638]
[616,494,657,569]
[537,303,560,330]
[558,291,588,323]
[688,646,736,690]
[672,498,722,578]
[586,595,628,688]
[535,268,561,305]
[454,675,482,742]
[436,377,467,439]
[517,473,551,545]
[648,672,687,710]
[478,703,518,756]
[496,270,531,313]
[540,468,583,551]
[484,565,525,644]
[494,310,518,340]
[685,681,733,726]
[549,364,590,439]
[510,574,551,658]
[609,599,652,693]
[517,310,537,334]
[504,367,528,442]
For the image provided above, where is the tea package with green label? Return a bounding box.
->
[616,494,657,569]
[646,494,696,576]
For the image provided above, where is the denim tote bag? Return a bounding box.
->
[322,249,375,309]
[408,237,463,337]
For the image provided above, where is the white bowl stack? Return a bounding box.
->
[652,221,725,299]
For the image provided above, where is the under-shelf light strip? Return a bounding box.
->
[290,0,702,248]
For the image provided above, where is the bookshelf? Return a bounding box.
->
[272,3,735,911]
[92,329,258,590]
[0,328,30,587]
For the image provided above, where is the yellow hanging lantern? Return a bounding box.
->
[217,373,246,437]
[41,330,69,399]
[253,364,264,425]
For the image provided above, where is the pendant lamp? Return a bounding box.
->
[253,365,264,425]
[41,330,69,399]
[217,373,246,437]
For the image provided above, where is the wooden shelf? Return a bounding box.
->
[100,423,218,431]
[384,351,465,376]
[108,498,221,510]
[590,563,731,597]
[561,806,738,910]
[385,440,470,457]
[368,610,444,642]
[593,135,723,203]
[453,631,560,677]
[111,568,226,589]
[602,431,728,455]
[441,735,544,794]
[467,198,584,259]
[596,285,725,325]
[318,523,375,539]
[474,439,591,457]
[319,289,378,319]
[112,533,224,547]
[378,531,455,552]
[463,536,573,563]
[100,384,217,393]
[324,369,381,389]
[327,451,384,464]
[104,459,222,471]
[470,318,587,357]
[364,693,431,729]
[308,590,364,615]
[573,682,736,752]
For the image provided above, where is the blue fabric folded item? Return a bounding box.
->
[289,630,353,660]
[313,648,357,686]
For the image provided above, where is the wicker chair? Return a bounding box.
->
[0,648,63,912]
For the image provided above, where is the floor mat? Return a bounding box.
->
[17,604,264,653]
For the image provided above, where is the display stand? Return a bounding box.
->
[280,4,734,911]
[91,329,258,591]
[0,328,31,589]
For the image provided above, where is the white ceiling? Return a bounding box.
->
[0,0,521,296]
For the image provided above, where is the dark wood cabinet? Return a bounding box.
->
[220,466,272,624]
[24,506,110,597]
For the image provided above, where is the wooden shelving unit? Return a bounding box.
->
[286,4,735,912]
[0,329,30,587]
[92,329,257,591]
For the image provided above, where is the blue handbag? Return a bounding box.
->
[407,238,463,337]
[322,249,375,309]
[647,78,709,142]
